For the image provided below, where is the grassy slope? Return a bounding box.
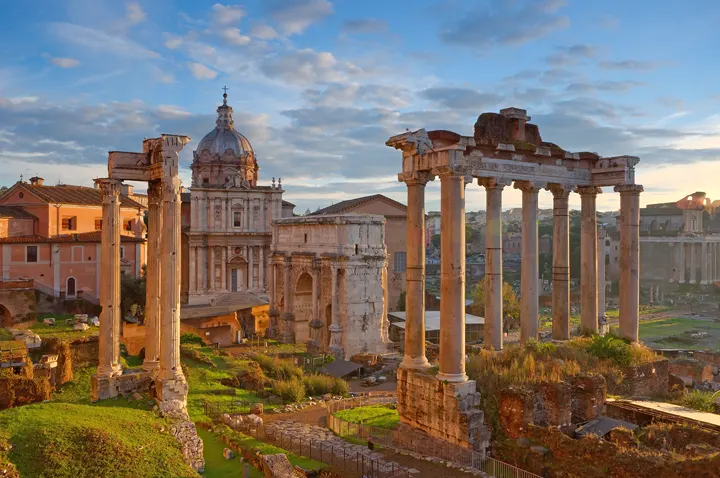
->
[0,403,194,478]
[30,314,99,340]
[197,427,263,478]
[333,405,400,429]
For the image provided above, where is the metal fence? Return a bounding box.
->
[327,396,542,478]
[204,400,410,478]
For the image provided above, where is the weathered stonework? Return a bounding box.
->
[397,368,489,454]
[170,419,204,473]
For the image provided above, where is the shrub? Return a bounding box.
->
[677,390,717,413]
[331,377,349,396]
[180,344,215,367]
[272,378,306,403]
[586,334,632,366]
[303,374,334,396]
[251,354,303,380]
[180,333,205,346]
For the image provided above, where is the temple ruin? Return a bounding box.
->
[91,134,190,415]
[387,107,643,452]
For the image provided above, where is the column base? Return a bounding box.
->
[678,280,685,284]
[700,281,708,285]
[689,280,696,284]
[436,372,468,383]
[400,355,431,370]
[156,375,189,416]
[142,360,160,375]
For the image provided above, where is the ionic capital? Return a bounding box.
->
[398,170,434,186]
[576,186,602,197]
[95,178,122,203]
[513,180,543,193]
[548,183,574,199]
[478,177,512,190]
[614,184,644,195]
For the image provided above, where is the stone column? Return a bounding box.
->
[578,186,600,335]
[209,247,216,290]
[309,259,322,350]
[514,181,540,344]
[480,178,506,351]
[550,184,571,340]
[221,246,227,291]
[206,196,211,231]
[678,242,686,283]
[399,171,432,369]
[249,246,255,289]
[615,184,643,342]
[96,178,123,379]
[281,255,293,343]
[598,229,606,323]
[143,180,162,372]
[690,243,697,284]
[259,246,265,290]
[189,246,196,295]
[328,265,343,358]
[701,242,708,284]
[437,168,467,382]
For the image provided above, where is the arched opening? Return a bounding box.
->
[66,277,76,297]
[0,304,12,328]
[227,256,247,292]
[293,273,313,343]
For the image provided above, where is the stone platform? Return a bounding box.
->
[91,369,154,402]
[397,368,490,455]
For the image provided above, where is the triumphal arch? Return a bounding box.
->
[91,134,190,415]
[387,107,642,452]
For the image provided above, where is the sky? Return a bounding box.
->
[1,0,719,214]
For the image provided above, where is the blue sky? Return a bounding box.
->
[1,0,719,213]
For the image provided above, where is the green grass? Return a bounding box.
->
[640,317,720,339]
[0,327,13,340]
[197,427,263,478]
[671,390,719,413]
[333,405,400,429]
[30,314,99,340]
[0,402,195,477]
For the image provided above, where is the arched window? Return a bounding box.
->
[66,277,76,297]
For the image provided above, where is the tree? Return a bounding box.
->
[465,225,474,244]
[431,234,441,248]
[396,291,406,311]
[469,276,521,333]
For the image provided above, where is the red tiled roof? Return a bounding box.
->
[310,194,406,216]
[0,232,145,244]
[0,206,36,219]
[11,183,145,209]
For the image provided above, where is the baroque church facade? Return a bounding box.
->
[181,92,294,306]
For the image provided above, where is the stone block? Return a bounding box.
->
[156,375,189,414]
[91,374,118,401]
[570,374,606,423]
[261,453,295,478]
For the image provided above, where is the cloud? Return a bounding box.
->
[598,14,618,30]
[440,0,570,48]
[125,2,146,26]
[565,80,645,94]
[187,62,218,80]
[302,84,410,108]
[599,60,660,71]
[50,23,160,59]
[46,56,81,68]
[164,33,183,49]
[418,87,502,110]
[218,28,251,45]
[211,3,246,25]
[251,23,279,40]
[259,49,362,85]
[342,19,387,35]
[546,44,597,66]
[268,0,333,35]
[156,105,193,119]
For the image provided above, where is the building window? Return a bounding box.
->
[95,218,102,230]
[26,246,38,263]
[61,216,77,231]
[394,252,407,273]
[120,246,125,259]
[124,219,133,231]
[233,211,242,227]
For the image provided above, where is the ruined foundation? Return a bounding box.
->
[91,369,154,402]
[397,368,490,454]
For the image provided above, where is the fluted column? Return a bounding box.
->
[578,186,600,335]
[615,184,643,342]
[437,168,467,382]
[550,184,571,340]
[143,180,162,372]
[481,178,507,351]
[399,171,432,369]
[598,229,607,323]
[701,242,708,284]
[96,178,123,379]
[514,181,540,344]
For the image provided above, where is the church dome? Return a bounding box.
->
[196,92,253,157]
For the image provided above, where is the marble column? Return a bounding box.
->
[690,243,697,284]
[400,171,432,369]
[96,178,123,379]
[598,229,606,322]
[678,242,686,283]
[282,255,293,343]
[259,246,265,290]
[514,181,540,344]
[550,185,571,340]
[210,246,216,290]
[615,184,643,342]
[701,242,708,284]
[249,246,255,289]
[578,186,600,335]
[328,266,343,358]
[481,178,506,351]
[309,260,322,347]
[143,180,162,372]
[221,246,227,291]
[437,169,467,382]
